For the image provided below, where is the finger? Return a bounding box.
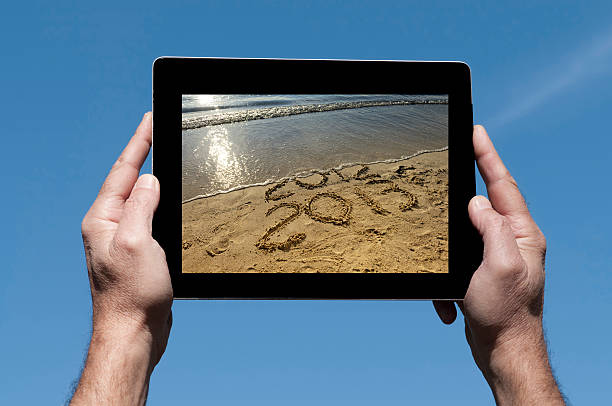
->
[433,300,457,324]
[456,301,465,315]
[468,195,527,279]
[473,126,546,268]
[98,112,153,202]
[114,174,160,249]
[473,125,534,226]
[87,112,152,224]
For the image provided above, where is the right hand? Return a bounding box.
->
[433,125,564,405]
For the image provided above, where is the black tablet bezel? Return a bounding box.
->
[153,57,481,300]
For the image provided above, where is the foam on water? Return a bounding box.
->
[182,99,448,130]
[182,146,448,204]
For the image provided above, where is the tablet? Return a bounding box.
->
[152,57,482,299]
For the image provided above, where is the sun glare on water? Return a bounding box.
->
[205,126,242,190]
[196,94,218,108]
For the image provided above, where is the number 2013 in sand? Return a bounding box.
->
[256,182,417,252]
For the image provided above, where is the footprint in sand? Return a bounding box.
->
[206,237,230,257]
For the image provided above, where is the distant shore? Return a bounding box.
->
[182,150,448,273]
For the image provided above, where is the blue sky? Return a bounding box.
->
[1,1,611,404]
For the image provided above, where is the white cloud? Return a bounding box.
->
[488,27,612,128]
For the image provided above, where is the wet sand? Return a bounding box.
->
[182,150,448,273]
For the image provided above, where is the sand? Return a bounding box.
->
[182,150,448,273]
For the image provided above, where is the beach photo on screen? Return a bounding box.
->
[181,94,448,273]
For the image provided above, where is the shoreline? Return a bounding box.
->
[182,146,448,203]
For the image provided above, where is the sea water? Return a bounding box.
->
[182,94,448,202]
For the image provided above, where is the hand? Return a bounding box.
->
[433,125,564,405]
[71,113,172,405]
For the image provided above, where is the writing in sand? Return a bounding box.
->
[182,149,448,273]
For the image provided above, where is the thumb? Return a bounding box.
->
[116,174,160,241]
[468,195,526,280]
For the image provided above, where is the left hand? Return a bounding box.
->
[80,111,172,369]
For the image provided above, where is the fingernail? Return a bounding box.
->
[143,111,152,121]
[472,195,491,210]
[136,174,157,190]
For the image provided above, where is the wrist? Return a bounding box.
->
[481,331,564,405]
[92,311,159,370]
[93,301,170,361]
[71,318,155,406]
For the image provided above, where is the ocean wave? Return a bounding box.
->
[182,146,448,203]
[182,99,448,130]
[182,99,292,113]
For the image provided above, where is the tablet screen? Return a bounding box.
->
[181,94,448,274]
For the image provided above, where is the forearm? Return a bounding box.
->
[482,332,565,405]
[71,319,156,406]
